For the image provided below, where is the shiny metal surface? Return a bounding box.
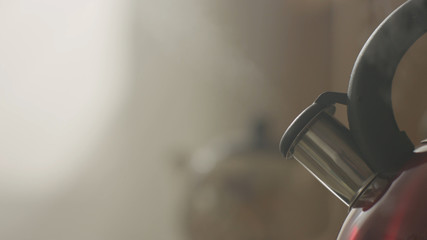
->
[288,111,376,206]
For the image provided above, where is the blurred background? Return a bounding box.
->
[1,0,427,239]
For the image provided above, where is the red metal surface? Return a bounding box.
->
[338,151,427,239]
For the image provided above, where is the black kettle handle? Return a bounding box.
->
[348,0,427,173]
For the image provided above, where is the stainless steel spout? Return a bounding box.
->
[281,103,380,207]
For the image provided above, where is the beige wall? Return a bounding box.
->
[0,1,342,239]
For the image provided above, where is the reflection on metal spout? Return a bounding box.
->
[289,111,376,206]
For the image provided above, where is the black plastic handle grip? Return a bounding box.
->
[348,0,427,173]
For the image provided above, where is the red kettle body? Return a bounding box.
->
[338,150,427,239]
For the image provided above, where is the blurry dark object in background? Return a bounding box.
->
[184,121,344,240]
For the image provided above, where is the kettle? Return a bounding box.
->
[280,0,427,238]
